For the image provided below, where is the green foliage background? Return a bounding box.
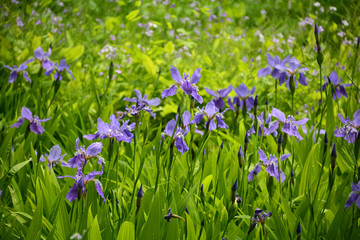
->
[0,0,360,239]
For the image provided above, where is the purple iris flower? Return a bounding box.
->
[4,58,34,83]
[119,104,157,119]
[59,159,105,202]
[345,180,360,209]
[230,83,255,112]
[124,89,161,107]
[279,57,309,90]
[34,46,53,70]
[162,111,192,154]
[59,138,105,202]
[205,85,233,109]
[190,100,228,131]
[248,147,291,183]
[120,89,160,118]
[322,71,352,100]
[334,109,360,144]
[248,209,272,235]
[44,59,74,81]
[247,112,274,137]
[258,53,290,79]
[267,108,309,140]
[161,66,203,103]
[84,115,135,143]
[11,107,51,135]
[40,145,66,172]
[62,138,103,169]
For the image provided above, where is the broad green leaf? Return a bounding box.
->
[142,54,156,76]
[126,10,139,21]
[117,221,135,240]
[61,45,85,62]
[165,41,175,54]
[26,184,43,240]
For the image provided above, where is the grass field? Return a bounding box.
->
[0,0,360,239]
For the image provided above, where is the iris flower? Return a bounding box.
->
[205,85,233,109]
[229,83,255,112]
[247,112,274,137]
[120,89,160,118]
[322,71,352,100]
[161,66,203,103]
[162,111,191,154]
[62,138,103,169]
[11,107,51,135]
[267,108,309,140]
[34,46,53,70]
[334,109,360,143]
[4,58,34,83]
[248,209,272,235]
[248,147,291,183]
[345,180,360,209]
[59,159,105,202]
[124,89,161,107]
[40,145,66,172]
[59,138,105,202]
[191,100,228,131]
[279,57,309,90]
[45,59,74,81]
[84,115,135,143]
[258,53,290,79]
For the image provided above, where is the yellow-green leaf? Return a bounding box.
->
[117,222,135,240]
[164,41,174,54]
[142,54,156,76]
[61,45,85,62]
[126,10,139,21]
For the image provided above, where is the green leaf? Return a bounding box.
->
[140,190,161,240]
[142,54,156,76]
[299,144,318,195]
[40,0,52,8]
[0,160,30,191]
[26,183,43,240]
[126,10,139,21]
[164,41,175,54]
[61,45,85,62]
[117,222,135,240]
[89,216,102,240]
[186,213,196,239]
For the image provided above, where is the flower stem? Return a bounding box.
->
[316,67,324,143]
[166,143,175,203]
[275,79,278,106]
